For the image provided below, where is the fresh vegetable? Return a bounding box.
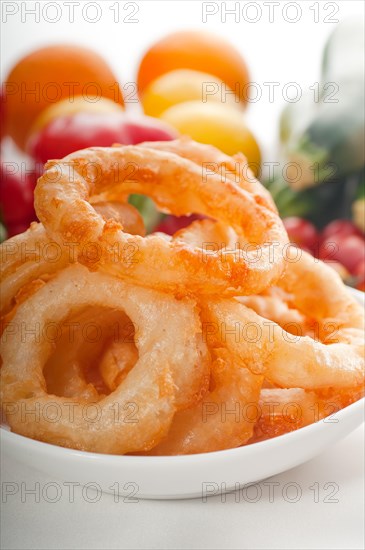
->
[154,214,204,236]
[354,259,365,292]
[278,214,365,290]
[286,20,365,190]
[279,92,316,145]
[288,94,364,190]
[319,234,365,275]
[352,179,365,232]
[283,217,319,254]
[0,167,37,236]
[321,18,364,89]
[128,194,163,234]
[356,275,365,292]
[354,259,365,278]
[321,219,363,242]
[266,175,347,225]
[27,110,177,165]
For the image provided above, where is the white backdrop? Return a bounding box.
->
[1,0,364,157]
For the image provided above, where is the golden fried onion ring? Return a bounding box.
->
[250,386,365,443]
[0,201,145,317]
[0,265,209,453]
[205,251,364,390]
[0,223,69,317]
[141,137,276,213]
[34,139,288,295]
[144,348,263,455]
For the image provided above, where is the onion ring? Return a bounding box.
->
[99,339,138,392]
[43,307,135,399]
[140,137,276,212]
[34,139,288,295]
[204,252,364,390]
[0,224,68,318]
[0,265,208,453]
[0,201,145,317]
[144,348,263,455]
[250,386,365,443]
[1,136,363,455]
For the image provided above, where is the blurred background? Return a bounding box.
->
[1,0,364,288]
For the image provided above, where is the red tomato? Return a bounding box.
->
[356,275,365,292]
[27,112,177,164]
[319,234,365,274]
[154,214,204,235]
[321,219,363,242]
[0,167,37,228]
[283,217,319,254]
[355,260,365,292]
[6,221,33,238]
[354,258,365,278]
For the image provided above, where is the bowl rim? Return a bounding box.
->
[1,396,364,464]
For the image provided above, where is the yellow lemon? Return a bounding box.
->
[161,100,261,174]
[141,69,241,118]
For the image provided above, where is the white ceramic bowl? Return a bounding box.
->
[1,289,364,500]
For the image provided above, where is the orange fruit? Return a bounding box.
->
[4,44,123,151]
[137,31,250,106]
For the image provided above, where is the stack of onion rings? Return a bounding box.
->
[1,138,364,454]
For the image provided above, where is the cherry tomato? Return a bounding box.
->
[154,214,203,235]
[6,222,34,238]
[356,274,365,292]
[354,258,365,278]
[355,257,365,292]
[321,219,363,242]
[283,217,319,254]
[0,167,37,229]
[319,234,365,275]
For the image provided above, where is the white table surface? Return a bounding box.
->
[1,425,364,550]
[1,2,364,549]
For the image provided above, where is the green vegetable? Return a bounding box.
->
[128,194,164,233]
[0,222,7,243]
[283,20,365,190]
[279,92,316,145]
[322,19,364,88]
[266,174,355,228]
[352,178,365,232]
[288,92,364,189]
